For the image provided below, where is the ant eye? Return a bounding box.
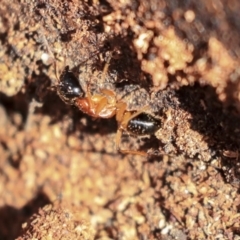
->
[57,67,85,104]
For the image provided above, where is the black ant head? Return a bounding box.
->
[57,66,85,105]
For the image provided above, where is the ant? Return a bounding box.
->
[55,51,161,156]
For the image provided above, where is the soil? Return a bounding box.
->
[0,0,240,239]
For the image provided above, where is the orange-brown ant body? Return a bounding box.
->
[56,54,161,156]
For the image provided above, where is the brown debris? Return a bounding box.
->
[0,0,240,239]
[17,202,94,240]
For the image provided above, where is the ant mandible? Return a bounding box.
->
[56,52,161,156]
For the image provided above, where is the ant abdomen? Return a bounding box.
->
[57,66,85,105]
[127,113,161,136]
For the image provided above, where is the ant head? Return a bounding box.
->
[57,66,85,105]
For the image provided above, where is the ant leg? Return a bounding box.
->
[85,82,96,112]
[115,102,149,156]
[100,88,115,97]
[118,105,150,130]
[125,105,150,121]
[97,51,113,88]
[82,53,112,112]
[115,103,162,157]
[115,101,127,123]
[115,128,148,157]
[101,52,112,82]
[83,52,114,117]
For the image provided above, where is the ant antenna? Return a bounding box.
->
[41,33,60,81]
